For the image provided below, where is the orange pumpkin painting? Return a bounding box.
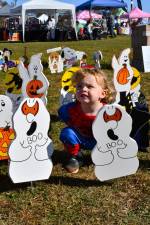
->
[117,65,130,85]
[0,128,15,160]
[26,80,44,98]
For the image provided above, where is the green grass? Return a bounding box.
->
[0,36,150,225]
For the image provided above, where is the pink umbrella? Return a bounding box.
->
[130,7,150,18]
[121,7,150,19]
[77,10,102,20]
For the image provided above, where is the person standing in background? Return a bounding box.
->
[86,19,93,40]
[107,12,116,38]
[47,16,56,41]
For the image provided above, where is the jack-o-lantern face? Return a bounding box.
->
[26,80,44,98]
[0,128,15,160]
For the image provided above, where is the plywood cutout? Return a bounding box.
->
[112,48,134,105]
[9,98,53,183]
[0,95,15,160]
[112,49,149,149]
[5,67,22,94]
[47,47,63,74]
[18,53,49,105]
[92,104,139,181]
[60,67,80,106]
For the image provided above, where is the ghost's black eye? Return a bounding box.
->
[1,102,5,107]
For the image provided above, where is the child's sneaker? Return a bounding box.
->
[65,157,79,174]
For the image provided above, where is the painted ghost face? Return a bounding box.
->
[0,95,13,128]
[118,48,130,66]
[0,95,12,115]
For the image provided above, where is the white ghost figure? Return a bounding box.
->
[0,95,13,128]
[9,98,53,183]
[112,48,134,102]
[92,103,139,181]
[5,91,23,113]
[18,53,49,105]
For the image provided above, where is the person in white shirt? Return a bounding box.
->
[47,16,56,41]
[86,19,93,40]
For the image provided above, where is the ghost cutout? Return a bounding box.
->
[92,104,139,181]
[9,98,53,183]
[112,49,149,150]
[112,48,134,104]
[59,67,79,106]
[0,95,15,160]
[18,53,49,105]
[0,95,13,129]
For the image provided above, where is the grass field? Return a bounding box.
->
[0,36,149,225]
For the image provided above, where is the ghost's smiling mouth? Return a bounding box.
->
[107,129,118,140]
[27,121,37,136]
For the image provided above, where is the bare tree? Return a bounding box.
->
[0,0,8,7]
[10,0,17,7]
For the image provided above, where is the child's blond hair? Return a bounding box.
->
[72,68,116,104]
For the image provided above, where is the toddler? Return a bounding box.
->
[58,68,116,173]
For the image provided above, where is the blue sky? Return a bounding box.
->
[125,0,150,13]
[7,0,150,13]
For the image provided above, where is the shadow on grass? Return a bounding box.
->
[52,149,93,166]
[0,174,31,193]
[139,159,150,170]
[50,114,60,123]
[45,175,112,187]
[101,62,112,70]
[2,151,148,192]
[52,149,67,166]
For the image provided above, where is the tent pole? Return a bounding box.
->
[22,7,25,42]
[89,0,93,20]
[131,0,133,11]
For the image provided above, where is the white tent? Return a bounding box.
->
[11,0,77,42]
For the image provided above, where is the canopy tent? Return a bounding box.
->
[10,0,76,42]
[0,4,12,16]
[77,10,102,20]
[121,7,150,19]
[60,0,127,10]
